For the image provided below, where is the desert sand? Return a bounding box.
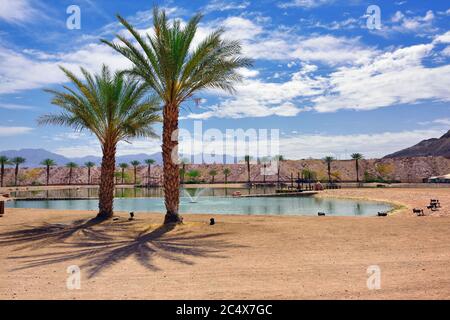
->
[0,188,449,300]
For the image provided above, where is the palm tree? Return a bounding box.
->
[274,155,284,186]
[223,168,231,184]
[209,169,217,184]
[39,65,161,220]
[0,156,10,187]
[130,160,140,184]
[40,159,56,186]
[179,158,190,185]
[119,163,129,184]
[323,156,335,184]
[102,7,251,224]
[84,161,95,185]
[144,159,155,185]
[66,162,78,185]
[244,155,252,185]
[351,153,364,183]
[11,157,25,186]
[187,169,200,183]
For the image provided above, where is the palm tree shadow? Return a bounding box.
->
[1,220,243,278]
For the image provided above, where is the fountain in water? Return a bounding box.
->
[182,188,209,203]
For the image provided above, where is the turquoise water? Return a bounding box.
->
[7,194,392,216]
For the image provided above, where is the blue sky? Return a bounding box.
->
[0,0,449,160]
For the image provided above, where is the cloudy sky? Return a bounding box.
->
[0,0,449,160]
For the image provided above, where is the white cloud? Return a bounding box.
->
[278,0,334,9]
[0,0,39,24]
[0,103,35,110]
[312,43,450,112]
[55,138,161,158]
[0,43,130,94]
[204,0,250,13]
[187,66,323,119]
[0,126,33,136]
[279,129,448,159]
[389,10,436,34]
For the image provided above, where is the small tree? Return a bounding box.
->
[187,169,200,183]
[274,155,284,186]
[209,169,218,184]
[323,156,335,183]
[119,163,129,184]
[130,160,140,184]
[0,156,11,187]
[66,162,78,185]
[84,161,95,185]
[40,159,56,186]
[11,157,26,186]
[351,153,364,183]
[223,168,231,184]
[244,155,252,185]
[144,159,155,185]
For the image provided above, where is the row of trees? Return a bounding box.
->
[0,157,156,187]
[1,152,366,188]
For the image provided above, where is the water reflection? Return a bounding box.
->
[8,186,393,217]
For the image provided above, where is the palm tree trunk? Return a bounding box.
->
[46,166,50,185]
[121,169,124,184]
[147,165,151,185]
[327,164,331,183]
[225,175,228,184]
[247,161,251,185]
[14,165,19,186]
[88,168,91,185]
[263,164,266,183]
[355,160,359,183]
[134,167,137,184]
[163,104,182,224]
[97,143,116,219]
[1,164,4,187]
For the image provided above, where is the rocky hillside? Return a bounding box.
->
[384,130,450,159]
[1,156,449,186]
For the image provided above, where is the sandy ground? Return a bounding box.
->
[0,188,449,300]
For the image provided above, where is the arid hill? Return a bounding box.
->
[1,156,449,186]
[384,130,450,159]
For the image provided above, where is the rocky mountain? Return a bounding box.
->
[0,148,162,167]
[384,130,450,159]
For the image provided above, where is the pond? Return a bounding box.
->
[7,187,392,217]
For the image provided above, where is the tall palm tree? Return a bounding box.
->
[11,157,26,186]
[66,162,78,185]
[223,168,231,184]
[209,169,217,184]
[102,7,251,224]
[244,155,252,185]
[119,163,129,184]
[323,156,335,184]
[351,153,364,183]
[39,65,161,220]
[84,161,95,185]
[130,160,140,184]
[0,156,10,187]
[144,159,155,185]
[40,159,56,186]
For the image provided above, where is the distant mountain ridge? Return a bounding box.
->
[384,130,450,159]
[0,148,162,167]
